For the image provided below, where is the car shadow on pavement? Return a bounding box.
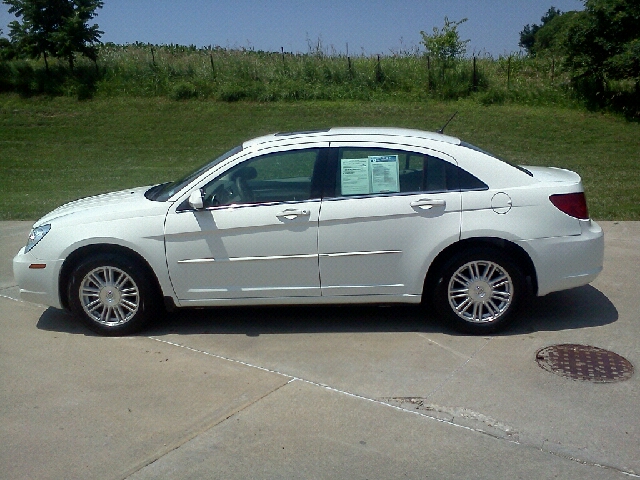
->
[36,284,617,337]
[36,308,100,335]
[508,284,618,334]
[148,304,440,337]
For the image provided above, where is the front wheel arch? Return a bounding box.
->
[68,252,160,335]
[59,244,163,312]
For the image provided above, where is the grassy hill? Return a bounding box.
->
[1,94,638,220]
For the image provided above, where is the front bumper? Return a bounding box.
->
[13,249,65,309]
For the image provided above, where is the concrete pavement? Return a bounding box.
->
[1,221,638,479]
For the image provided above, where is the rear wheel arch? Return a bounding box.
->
[59,244,163,311]
[423,237,538,302]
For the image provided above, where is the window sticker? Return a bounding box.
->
[340,155,400,195]
[341,158,370,195]
[369,155,399,193]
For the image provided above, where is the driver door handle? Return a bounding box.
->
[277,209,310,220]
[410,198,446,209]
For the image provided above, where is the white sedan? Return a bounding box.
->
[13,127,604,335]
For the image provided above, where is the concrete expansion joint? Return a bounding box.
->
[380,397,519,438]
[123,379,295,480]
[149,336,296,379]
[540,441,640,478]
[0,290,28,303]
[422,336,494,399]
[125,339,296,479]
[148,336,639,478]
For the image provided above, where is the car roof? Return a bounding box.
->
[242,127,461,149]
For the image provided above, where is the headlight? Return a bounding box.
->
[25,224,51,253]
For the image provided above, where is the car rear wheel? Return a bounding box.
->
[434,248,524,334]
[69,254,155,336]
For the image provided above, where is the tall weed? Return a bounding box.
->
[0,43,583,108]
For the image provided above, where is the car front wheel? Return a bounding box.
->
[435,248,524,334]
[69,254,155,336]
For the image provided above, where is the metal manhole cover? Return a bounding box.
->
[536,344,634,383]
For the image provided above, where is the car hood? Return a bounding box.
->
[35,186,169,227]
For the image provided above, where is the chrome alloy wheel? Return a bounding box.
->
[447,260,513,324]
[79,266,140,326]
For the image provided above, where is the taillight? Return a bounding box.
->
[549,192,589,220]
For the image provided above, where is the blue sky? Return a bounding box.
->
[1,0,584,57]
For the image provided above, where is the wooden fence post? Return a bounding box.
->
[472,55,477,91]
[376,54,383,83]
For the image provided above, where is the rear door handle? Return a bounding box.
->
[277,209,310,220]
[410,199,446,209]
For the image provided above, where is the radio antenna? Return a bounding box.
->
[437,111,458,134]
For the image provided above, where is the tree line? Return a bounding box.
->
[519,1,639,115]
[1,0,102,70]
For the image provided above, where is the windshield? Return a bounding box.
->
[146,145,243,201]
[460,142,533,177]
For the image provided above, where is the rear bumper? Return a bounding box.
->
[519,220,604,296]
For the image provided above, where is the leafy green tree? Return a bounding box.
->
[531,11,579,56]
[565,0,640,104]
[519,7,563,55]
[0,28,17,60]
[420,17,470,64]
[4,0,103,71]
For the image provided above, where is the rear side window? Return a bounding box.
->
[335,147,487,196]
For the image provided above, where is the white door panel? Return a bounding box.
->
[318,143,463,298]
[318,192,461,297]
[164,145,325,303]
[165,202,321,301]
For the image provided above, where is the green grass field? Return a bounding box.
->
[1,94,638,221]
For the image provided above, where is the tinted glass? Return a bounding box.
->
[147,145,243,201]
[335,147,486,196]
[201,149,320,207]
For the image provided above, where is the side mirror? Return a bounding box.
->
[188,189,204,210]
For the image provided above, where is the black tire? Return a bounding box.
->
[434,248,524,334]
[68,253,156,336]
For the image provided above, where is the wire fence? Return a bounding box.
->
[0,43,575,105]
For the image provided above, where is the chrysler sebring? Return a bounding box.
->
[13,127,604,335]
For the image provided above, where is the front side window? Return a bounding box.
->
[335,147,486,197]
[147,145,243,202]
[201,148,320,207]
